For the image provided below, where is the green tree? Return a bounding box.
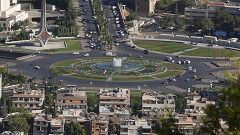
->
[214,11,234,32]
[177,0,195,13]
[65,121,86,135]
[126,12,139,21]
[192,18,213,34]
[202,75,240,134]
[130,91,142,116]
[8,114,30,134]
[155,0,174,11]
[156,110,183,135]
[87,92,98,113]
[0,25,4,32]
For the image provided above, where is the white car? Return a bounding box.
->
[116,21,120,24]
[106,52,116,56]
[72,52,80,55]
[185,60,191,64]
[34,66,40,70]
[115,43,120,46]
[84,53,89,57]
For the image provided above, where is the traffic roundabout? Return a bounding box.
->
[50,57,185,81]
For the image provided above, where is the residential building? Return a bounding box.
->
[142,91,176,117]
[135,0,156,14]
[56,86,87,112]
[0,0,28,31]
[91,115,109,135]
[120,117,152,135]
[11,86,45,110]
[99,88,130,118]
[185,2,240,19]
[184,90,216,117]
[33,114,65,135]
[175,115,196,135]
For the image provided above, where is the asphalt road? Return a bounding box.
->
[3,43,231,90]
[0,0,232,90]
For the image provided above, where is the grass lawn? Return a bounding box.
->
[44,40,81,53]
[133,40,193,53]
[153,70,183,79]
[182,48,240,57]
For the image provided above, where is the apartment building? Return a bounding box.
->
[185,90,216,116]
[185,2,240,19]
[56,86,87,112]
[175,115,196,135]
[11,86,44,110]
[142,91,176,117]
[120,117,152,135]
[91,115,109,135]
[99,88,130,118]
[33,114,65,135]
[0,0,28,31]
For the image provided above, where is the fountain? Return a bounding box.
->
[90,57,145,72]
[113,58,122,67]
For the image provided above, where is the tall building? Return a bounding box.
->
[0,0,28,31]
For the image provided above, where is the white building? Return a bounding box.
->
[99,88,131,118]
[120,117,152,135]
[0,0,28,31]
[142,91,176,116]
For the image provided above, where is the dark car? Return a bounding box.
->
[143,50,149,54]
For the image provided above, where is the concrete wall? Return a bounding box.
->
[153,34,240,49]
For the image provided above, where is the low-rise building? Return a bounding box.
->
[142,91,176,117]
[185,90,216,117]
[120,117,152,135]
[185,2,240,19]
[56,86,87,112]
[175,115,196,135]
[99,88,130,118]
[91,115,109,135]
[33,114,65,135]
[11,86,44,110]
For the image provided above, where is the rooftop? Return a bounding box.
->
[99,88,130,99]
[57,90,86,100]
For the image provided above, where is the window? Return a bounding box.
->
[30,104,33,107]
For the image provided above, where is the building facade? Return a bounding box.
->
[11,87,45,110]
[56,87,87,112]
[99,88,131,118]
[33,114,65,135]
[0,0,28,31]
[142,91,176,116]
[120,117,152,135]
[185,2,240,19]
